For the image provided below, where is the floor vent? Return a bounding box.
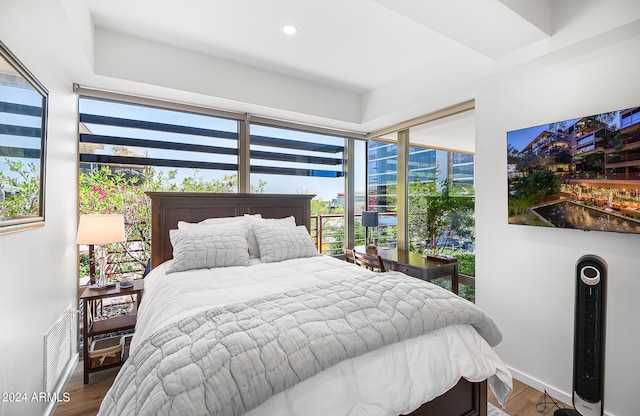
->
[44,305,73,397]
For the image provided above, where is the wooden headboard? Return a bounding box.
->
[145,192,315,269]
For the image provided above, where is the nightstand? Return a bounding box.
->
[80,279,144,384]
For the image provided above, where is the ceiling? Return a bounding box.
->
[52,0,640,149]
[87,0,549,95]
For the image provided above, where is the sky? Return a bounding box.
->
[506,107,631,153]
[507,117,581,152]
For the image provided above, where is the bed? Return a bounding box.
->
[98,192,512,416]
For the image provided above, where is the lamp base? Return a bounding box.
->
[94,245,112,289]
[96,274,107,288]
[366,243,378,255]
[89,282,116,290]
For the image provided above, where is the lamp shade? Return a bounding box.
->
[76,214,126,245]
[361,211,379,228]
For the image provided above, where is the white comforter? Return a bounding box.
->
[127,255,512,415]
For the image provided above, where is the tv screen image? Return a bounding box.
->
[507,106,640,234]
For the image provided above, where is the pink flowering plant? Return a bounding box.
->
[79,166,264,278]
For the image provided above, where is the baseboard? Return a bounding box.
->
[507,366,618,416]
[44,353,79,416]
[507,366,571,406]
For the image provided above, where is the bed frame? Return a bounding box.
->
[146,192,488,416]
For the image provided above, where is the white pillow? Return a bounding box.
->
[244,215,297,258]
[177,214,262,230]
[253,224,318,263]
[200,213,261,225]
[166,224,250,273]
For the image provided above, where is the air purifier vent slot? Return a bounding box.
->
[580,287,599,380]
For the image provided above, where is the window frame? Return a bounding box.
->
[0,41,48,235]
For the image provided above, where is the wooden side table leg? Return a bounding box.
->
[83,299,90,384]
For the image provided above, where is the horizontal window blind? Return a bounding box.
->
[0,81,44,161]
[79,97,348,179]
[78,97,239,173]
[249,124,345,178]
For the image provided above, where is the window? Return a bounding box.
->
[407,146,475,255]
[79,97,239,189]
[0,41,48,233]
[368,138,475,254]
[367,139,398,246]
[367,122,476,301]
[76,91,366,281]
[249,124,344,191]
[452,153,474,184]
[249,123,346,255]
[78,95,241,281]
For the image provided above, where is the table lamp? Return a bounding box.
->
[76,214,126,288]
[361,211,379,254]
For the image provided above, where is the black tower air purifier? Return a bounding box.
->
[556,255,607,416]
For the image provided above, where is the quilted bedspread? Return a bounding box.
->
[98,271,502,416]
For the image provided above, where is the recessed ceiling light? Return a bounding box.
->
[282,25,297,35]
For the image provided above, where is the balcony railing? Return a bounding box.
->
[576,133,596,147]
[606,152,640,165]
[604,133,640,150]
[621,111,640,128]
[310,213,475,297]
[576,144,596,154]
[310,212,398,256]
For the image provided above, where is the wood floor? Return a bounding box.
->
[55,364,121,416]
[55,361,572,416]
[488,378,572,416]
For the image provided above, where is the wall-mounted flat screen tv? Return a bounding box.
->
[507,106,640,234]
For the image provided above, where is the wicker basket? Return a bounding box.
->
[89,336,122,368]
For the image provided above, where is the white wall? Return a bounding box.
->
[475,28,640,416]
[0,2,80,416]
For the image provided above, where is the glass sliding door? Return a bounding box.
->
[367,111,476,301]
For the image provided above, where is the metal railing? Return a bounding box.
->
[621,112,640,128]
[311,214,362,256]
[310,212,476,299]
[310,212,400,256]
